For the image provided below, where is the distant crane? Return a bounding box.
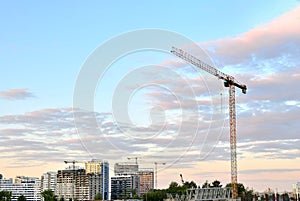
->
[171,46,247,199]
[180,174,184,185]
[154,162,166,189]
[127,157,141,165]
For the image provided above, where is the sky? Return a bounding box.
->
[1,0,300,193]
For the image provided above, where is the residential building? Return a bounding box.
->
[293,182,300,200]
[112,163,154,198]
[55,167,89,201]
[114,163,138,175]
[85,160,109,200]
[0,176,41,201]
[56,161,109,201]
[110,175,140,200]
[41,172,57,192]
[137,169,154,196]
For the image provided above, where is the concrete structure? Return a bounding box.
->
[55,168,89,201]
[56,161,109,201]
[85,160,109,200]
[41,172,57,192]
[293,182,300,201]
[137,170,154,196]
[114,163,138,175]
[110,175,140,200]
[112,163,154,198]
[0,176,41,201]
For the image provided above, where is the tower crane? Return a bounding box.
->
[170,46,247,199]
[127,157,141,165]
[154,162,166,189]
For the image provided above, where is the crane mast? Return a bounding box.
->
[170,46,247,199]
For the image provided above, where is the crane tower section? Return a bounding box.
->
[170,46,247,199]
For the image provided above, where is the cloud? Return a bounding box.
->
[0,88,35,100]
[202,6,300,71]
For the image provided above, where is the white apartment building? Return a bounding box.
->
[0,176,41,201]
[41,172,57,192]
[293,182,300,200]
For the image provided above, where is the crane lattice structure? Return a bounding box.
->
[170,46,247,199]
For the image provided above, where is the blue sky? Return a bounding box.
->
[0,1,298,113]
[1,0,300,192]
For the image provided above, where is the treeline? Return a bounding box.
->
[142,180,254,201]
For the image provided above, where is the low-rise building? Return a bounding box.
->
[0,176,41,201]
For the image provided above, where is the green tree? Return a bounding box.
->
[0,191,12,201]
[41,190,57,201]
[211,180,222,188]
[17,195,26,201]
[202,180,211,188]
[226,183,254,201]
[183,181,197,189]
[142,189,166,201]
[94,193,102,200]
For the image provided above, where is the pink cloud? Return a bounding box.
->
[203,6,300,65]
[0,88,34,100]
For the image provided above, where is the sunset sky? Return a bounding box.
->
[1,1,300,193]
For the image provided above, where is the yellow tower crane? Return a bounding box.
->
[170,46,247,199]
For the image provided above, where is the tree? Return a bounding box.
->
[142,189,166,201]
[202,180,211,188]
[183,181,197,189]
[94,193,102,200]
[17,195,26,201]
[211,180,222,188]
[0,191,12,201]
[41,190,57,201]
[226,183,254,201]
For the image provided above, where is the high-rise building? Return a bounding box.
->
[55,168,89,201]
[110,175,140,200]
[0,176,41,201]
[41,172,57,193]
[114,163,138,175]
[85,160,109,200]
[56,161,109,201]
[112,163,154,198]
[137,169,154,196]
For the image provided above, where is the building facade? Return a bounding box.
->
[55,168,89,201]
[56,160,109,201]
[85,160,109,200]
[293,182,300,200]
[114,163,138,175]
[41,172,57,193]
[137,170,154,196]
[110,175,140,200]
[0,176,41,201]
[112,163,154,198]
